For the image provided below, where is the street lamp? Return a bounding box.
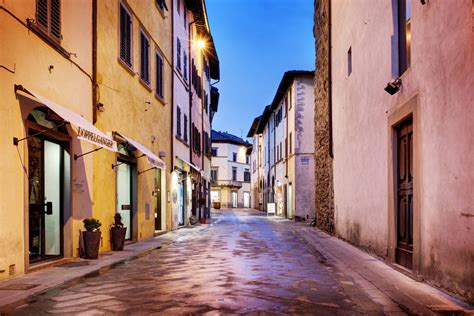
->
[196,39,206,50]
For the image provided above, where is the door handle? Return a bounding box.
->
[45,201,53,215]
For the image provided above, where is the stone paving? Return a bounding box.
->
[5,209,472,315]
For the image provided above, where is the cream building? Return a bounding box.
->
[210,131,252,209]
[248,71,315,220]
[314,0,474,303]
[92,0,172,250]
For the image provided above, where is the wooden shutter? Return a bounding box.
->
[177,107,181,137]
[120,4,132,66]
[36,0,48,29]
[184,115,188,142]
[50,0,61,40]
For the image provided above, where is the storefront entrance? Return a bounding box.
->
[116,161,133,240]
[27,125,70,264]
[243,192,250,208]
[232,191,238,208]
[178,177,185,226]
[154,169,162,231]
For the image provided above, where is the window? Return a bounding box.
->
[232,167,237,181]
[183,3,187,27]
[289,132,292,154]
[183,51,188,81]
[183,114,188,142]
[139,30,150,85]
[232,152,237,162]
[155,0,167,11]
[176,106,181,137]
[347,46,352,76]
[212,147,218,157]
[177,38,181,71]
[36,0,61,42]
[244,169,251,182]
[398,0,411,75]
[284,96,288,117]
[119,2,133,67]
[177,0,180,14]
[288,87,292,110]
[155,51,164,98]
[246,155,250,164]
[211,168,218,181]
[204,92,208,113]
[285,137,288,158]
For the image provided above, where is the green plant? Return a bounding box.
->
[83,218,102,232]
[113,213,124,228]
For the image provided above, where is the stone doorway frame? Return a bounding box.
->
[387,93,422,277]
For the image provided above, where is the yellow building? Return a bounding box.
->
[0,0,110,279]
[93,0,173,250]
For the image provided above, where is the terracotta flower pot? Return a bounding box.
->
[111,227,127,251]
[83,231,101,259]
[199,217,207,224]
[212,202,221,209]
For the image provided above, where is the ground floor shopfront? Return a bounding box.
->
[0,85,170,281]
[210,186,251,209]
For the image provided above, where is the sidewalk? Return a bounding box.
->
[0,223,211,313]
[290,222,473,315]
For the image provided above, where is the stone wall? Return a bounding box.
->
[313,0,334,234]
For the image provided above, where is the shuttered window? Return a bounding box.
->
[36,0,61,42]
[176,38,181,71]
[140,30,150,85]
[119,3,133,67]
[183,51,188,81]
[183,115,188,142]
[155,51,164,98]
[177,106,181,137]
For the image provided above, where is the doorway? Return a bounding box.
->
[231,191,238,208]
[28,137,69,263]
[116,161,133,240]
[395,117,413,269]
[178,176,185,226]
[154,168,162,231]
[287,184,293,219]
[243,192,250,208]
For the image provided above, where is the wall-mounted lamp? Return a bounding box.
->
[48,65,54,73]
[96,102,105,112]
[196,39,206,50]
[384,79,402,95]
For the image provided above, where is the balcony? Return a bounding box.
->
[210,179,242,188]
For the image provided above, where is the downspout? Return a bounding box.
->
[171,1,175,174]
[328,0,333,158]
[188,20,196,218]
[92,0,97,123]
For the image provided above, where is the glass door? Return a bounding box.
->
[28,137,65,263]
[117,162,132,240]
[178,178,184,225]
[232,192,238,208]
[154,169,162,231]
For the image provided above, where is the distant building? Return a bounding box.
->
[248,71,315,220]
[210,131,252,208]
[314,0,474,303]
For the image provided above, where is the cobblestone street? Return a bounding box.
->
[8,209,469,315]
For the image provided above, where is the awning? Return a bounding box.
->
[175,156,200,172]
[116,132,166,169]
[15,86,117,152]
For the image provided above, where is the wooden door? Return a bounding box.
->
[395,118,413,269]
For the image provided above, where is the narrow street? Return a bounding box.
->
[9,209,466,315]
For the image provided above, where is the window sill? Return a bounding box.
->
[139,78,152,92]
[117,58,136,76]
[27,20,69,59]
[175,135,189,147]
[155,93,166,105]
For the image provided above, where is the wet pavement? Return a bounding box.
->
[6,209,461,315]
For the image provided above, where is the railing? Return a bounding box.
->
[210,179,242,188]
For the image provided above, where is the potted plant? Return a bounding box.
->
[111,213,127,251]
[199,198,207,224]
[212,201,221,209]
[82,218,102,259]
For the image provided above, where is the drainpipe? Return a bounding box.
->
[92,0,97,123]
[188,20,196,218]
[328,0,333,158]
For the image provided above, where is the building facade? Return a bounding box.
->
[248,71,315,220]
[171,0,219,228]
[0,0,219,282]
[93,0,172,250]
[314,0,474,303]
[210,131,251,209]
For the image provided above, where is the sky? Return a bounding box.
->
[205,0,315,140]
